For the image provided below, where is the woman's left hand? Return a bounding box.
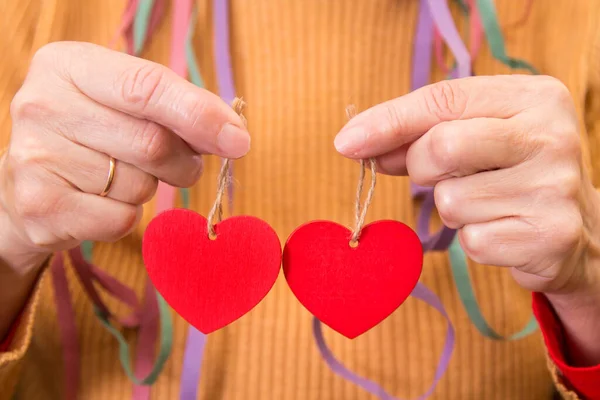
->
[334,75,600,296]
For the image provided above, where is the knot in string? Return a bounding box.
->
[206,97,246,238]
[346,105,377,246]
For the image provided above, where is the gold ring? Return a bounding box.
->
[99,156,116,197]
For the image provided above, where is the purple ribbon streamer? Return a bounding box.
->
[179,1,234,398]
[214,0,236,215]
[179,327,207,400]
[214,0,236,105]
[426,0,471,78]
[313,283,455,400]
[312,1,462,397]
[178,1,465,398]
[410,0,474,252]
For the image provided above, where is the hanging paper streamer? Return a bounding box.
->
[178,5,207,400]
[426,0,471,78]
[423,0,539,340]
[448,237,538,340]
[410,0,459,252]
[50,253,80,400]
[133,0,155,55]
[50,246,174,400]
[51,4,174,400]
[214,0,236,213]
[314,282,455,400]
[476,0,538,73]
[455,0,538,340]
[69,248,173,385]
[304,2,455,397]
[299,0,459,397]
[81,240,93,262]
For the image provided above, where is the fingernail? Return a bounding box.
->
[217,124,251,158]
[334,126,367,155]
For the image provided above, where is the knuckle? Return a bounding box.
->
[459,226,485,263]
[13,180,58,219]
[108,206,140,240]
[424,81,467,120]
[551,129,581,158]
[179,157,204,188]
[129,173,158,204]
[10,89,54,121]
[29,42,74,83]
[547,210,583,253]
[434,182,460,227]
[30,42,63,67]
[536,75,572,104]
[117,62,167,111]
[9,135,52,169]
[532,166,582,200]
[131,121,171,165]
[428,122,460,174]
[555,166,582,198]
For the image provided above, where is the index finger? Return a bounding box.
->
[334,75,556,158]
[45,42,249,158]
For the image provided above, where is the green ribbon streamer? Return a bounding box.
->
[449,236,539,340]
[476,0,539,73]
[186,6,205,89]
[94,292,173,385]
[180,187,190,209]
[84,0,174,387]
[81,240,94,262]
[133,0,156,55]
[178,4,205,208]
[442,1,538,341]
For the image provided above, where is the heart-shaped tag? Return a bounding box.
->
[142,209,281,334]
[283,220,423,339]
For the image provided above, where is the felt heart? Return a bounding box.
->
[142,209,281,334]
[283,220,423,339]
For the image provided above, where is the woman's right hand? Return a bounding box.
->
[0,41,250,273]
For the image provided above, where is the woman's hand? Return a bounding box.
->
[334,75,600,365]
[1,41,249,263]
[0,42,249,334]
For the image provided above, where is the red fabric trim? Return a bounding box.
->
[0,314,22,352]
[533,292,600,399]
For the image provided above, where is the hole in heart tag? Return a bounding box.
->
[142,99,282,334]
[283,106,424,339]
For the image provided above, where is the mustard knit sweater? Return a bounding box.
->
[1,0,600,399]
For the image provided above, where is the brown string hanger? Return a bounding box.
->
[206,100,375,244]
[206,97,246,239]
[346,105,377,247]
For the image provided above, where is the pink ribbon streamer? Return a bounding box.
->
[50,4,169,399]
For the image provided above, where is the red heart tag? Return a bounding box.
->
[283,220,423,339]
[142,209,281,334]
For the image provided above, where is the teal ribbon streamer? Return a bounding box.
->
[81,240,94,262]
[133,0,156,55]
[186,6,205,89]
[476,0,538,73]
[93,292,174,385]
[176,4,203,208]
[449,236,538,340]
[443,0,538,340]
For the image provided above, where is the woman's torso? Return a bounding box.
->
[2,0,599,398]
